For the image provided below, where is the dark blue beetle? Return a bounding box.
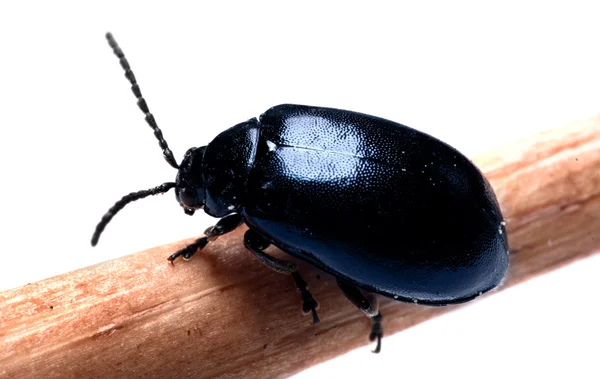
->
[93,33,509,353]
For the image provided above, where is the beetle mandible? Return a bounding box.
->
[92,33,509,353]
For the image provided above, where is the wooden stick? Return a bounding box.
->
[2,116,599,379]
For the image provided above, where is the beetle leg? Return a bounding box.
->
[337,279,383,353]
[167,213,243,264]
[244,229,320,325]
[243,229,297,273]
[291,271,320,325]
[167,236,209,264]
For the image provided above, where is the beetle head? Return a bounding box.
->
[175,147,207,215]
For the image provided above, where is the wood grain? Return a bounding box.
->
[1,116,599,378]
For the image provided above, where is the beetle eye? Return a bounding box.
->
[179,187,195,206]
[184,208,195,216]
[177,186,204,211]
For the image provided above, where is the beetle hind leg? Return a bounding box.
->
[168,213,243,264]
[337,279,383,353]
[244,229,320,324]
[369,313,383,354]
[292,272,320,324]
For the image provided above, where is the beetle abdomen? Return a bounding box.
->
[242,105,508,304]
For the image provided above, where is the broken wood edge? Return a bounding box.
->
[1,115,599,378]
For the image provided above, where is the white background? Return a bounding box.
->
[1,1,599,378]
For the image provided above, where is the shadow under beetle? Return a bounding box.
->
[92,33,509,353]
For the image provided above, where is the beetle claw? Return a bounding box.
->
[370,333,382,354]
[301,299,320,325]
[166,237,210,264]
[310,308,320,325]
[167,253,180,265]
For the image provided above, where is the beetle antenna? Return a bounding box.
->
[91,182,177,246]
[106,32,179,169]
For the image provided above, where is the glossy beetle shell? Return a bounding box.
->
[203,104,509,304]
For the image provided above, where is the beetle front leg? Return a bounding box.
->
[168,213,243,264]
[337,279,383,353]
[244,229,320,324]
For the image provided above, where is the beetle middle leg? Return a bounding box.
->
[244,229,320,324]
[337,279,383,353]
[168,213,243,263]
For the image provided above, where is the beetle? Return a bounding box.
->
[92,33,509,353]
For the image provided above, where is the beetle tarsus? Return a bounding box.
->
[310,308,320,325]
[244,229,320,324]
[167,214,243,264]
[369,313,383,354]
[337,279,383,352]
[293,272,320,325]
[167,237,209,264]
